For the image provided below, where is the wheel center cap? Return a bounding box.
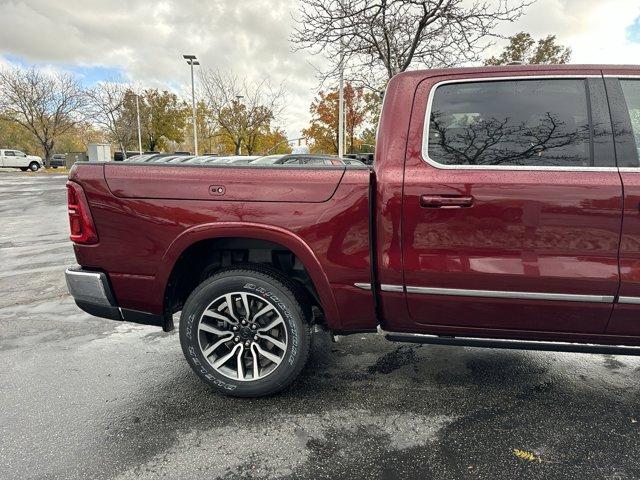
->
[239,327,252,339]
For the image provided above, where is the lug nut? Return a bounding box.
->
[250,324,257,330]
[241,320,247,326]
[245,340,251,347]
[234,336,239,342]
[232,326,238,331]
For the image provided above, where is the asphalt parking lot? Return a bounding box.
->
[1,171,640,479]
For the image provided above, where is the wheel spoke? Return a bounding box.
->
[236,345,245,380]
[198,322,228,336]
[257,315,284,333]
[203,309,237,326]
[224,294,240,322]
[251,303,275,322]
[202,334,233,357]
[254,343,283,365]
[250,344,260,379]
[240,293,251,318]
[256,333,287,351]
[213,343,242,369]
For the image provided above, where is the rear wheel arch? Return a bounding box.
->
[159,223,339,330]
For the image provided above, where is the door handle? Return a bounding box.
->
[420,195,474,208]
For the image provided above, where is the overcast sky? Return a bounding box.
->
[1,0,639,139]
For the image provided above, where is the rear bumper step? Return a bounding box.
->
[65,267,164,328]
[378,326,640,356]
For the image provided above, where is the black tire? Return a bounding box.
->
[179,267,311,397]
[28,162,39,172]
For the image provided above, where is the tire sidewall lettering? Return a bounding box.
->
[243,282,299,365]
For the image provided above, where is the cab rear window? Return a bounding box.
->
[426,79,593,168]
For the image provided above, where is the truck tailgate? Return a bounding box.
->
[104,164,345,203]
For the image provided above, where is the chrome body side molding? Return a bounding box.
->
[618,296,640,305]
[405,286,613,303]
[358,283,617,303]
[380,284,404,293]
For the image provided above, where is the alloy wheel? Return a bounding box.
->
[196,291,288,381]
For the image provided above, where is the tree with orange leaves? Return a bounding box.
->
[302,83,365,155]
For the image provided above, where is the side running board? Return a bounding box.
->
[378,326,640,356]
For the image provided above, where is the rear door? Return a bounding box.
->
[3,150,16,167]
[401,72,622,334]
[605,75,640,335]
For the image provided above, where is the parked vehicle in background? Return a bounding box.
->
[344,153,374,165]
[341,158,366,166]
[113,151,144,162]
[50,154,67,168]
[122,153,159,163]
[250,154,345,166]
[204,156,260,165]
[0,149,43,171]
[65,64,640,398]
[123,154,260,165]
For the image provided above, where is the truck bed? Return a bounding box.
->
[68,162,375,332]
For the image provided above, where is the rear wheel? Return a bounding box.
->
[28,162,39,172]
[179,267,311,397]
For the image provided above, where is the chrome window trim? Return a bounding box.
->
[405,285,613,303]
[421,75,609,172]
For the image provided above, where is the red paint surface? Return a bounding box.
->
[70,165,372,330]
[69,63,640,343]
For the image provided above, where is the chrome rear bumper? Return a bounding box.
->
[65,267,166,328]
[65,268,117,307]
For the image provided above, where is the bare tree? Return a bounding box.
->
[87,82,137,158]
[292,0,533,88]
[199,70,286,155]
[0,67,86,167]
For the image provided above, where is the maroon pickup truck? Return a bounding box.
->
[66,64,640,397]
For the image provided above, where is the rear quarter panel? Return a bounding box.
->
[69,164,374,331]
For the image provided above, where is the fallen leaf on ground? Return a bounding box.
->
[513,448,541,462]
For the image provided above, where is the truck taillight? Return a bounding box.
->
[66,181,98,245]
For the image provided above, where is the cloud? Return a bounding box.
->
[487,0,640,64]
[0,0,639,138]
[0,0,320,138]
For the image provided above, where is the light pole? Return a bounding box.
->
[337,19,345,158]
[135,93,143,154]
[235,95,244,155]
[183,54,200,155]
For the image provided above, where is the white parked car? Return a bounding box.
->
[0,149,43,171]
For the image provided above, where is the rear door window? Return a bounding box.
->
[426,79,593,168]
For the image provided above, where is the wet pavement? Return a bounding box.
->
[1,171,640,479]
